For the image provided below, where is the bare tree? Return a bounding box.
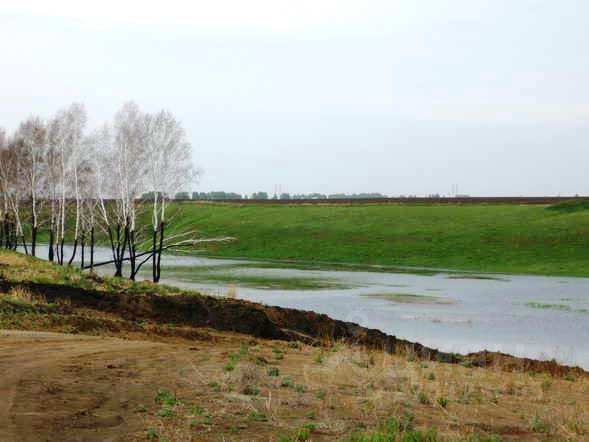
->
[83,124,115,271]
[144,110,194,282]
[0,131,17,250]
[0,136,29,252]
[111,102,148,277]
[47,103,87,264]
[0,101,231,282]
[14,116,47,256]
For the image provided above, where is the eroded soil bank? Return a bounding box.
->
[0,275,585,379]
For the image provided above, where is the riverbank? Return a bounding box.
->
[149,201,589,277]
[1,251,588,440]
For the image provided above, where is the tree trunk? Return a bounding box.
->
[4,219,10,249]
[21,235,29,255]
[30,203,36,257]
[114,224,123,277]
[90,227,95,271]
[48,228,55,262]
[127,226,136,281]
[7,223,11,250]
[155,221,165,283]
[68,239,78,266]
[31,226,37,257]
[12,223,17,251]
[80,234,85,270]
[152,228,157,282]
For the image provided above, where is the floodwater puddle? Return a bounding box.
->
[26,244,589,369]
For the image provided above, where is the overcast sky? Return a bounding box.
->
[1,0,588,196]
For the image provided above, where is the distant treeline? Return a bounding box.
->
[168,191,392,200]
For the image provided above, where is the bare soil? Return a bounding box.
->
[1,327,588,441]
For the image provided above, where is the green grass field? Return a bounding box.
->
[156,201,589,277]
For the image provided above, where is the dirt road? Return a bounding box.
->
[0,330,179,442]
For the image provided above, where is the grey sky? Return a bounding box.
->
[1,0,588,196]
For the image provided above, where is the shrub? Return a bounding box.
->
[418,392,430,405]
[267,366,280,377]
[295,384,307,393]
[281,376,294,388]
[224,362,236,372]
[249,410,268,422]
[436,396,448,408]
[349,416,437,442]
[154,389,178,406]
[242,385,260,396]
[529,414,550,433]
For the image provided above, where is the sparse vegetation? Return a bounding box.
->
[267,366,280,377]
[361,293,454,305]
[525,302,589,314]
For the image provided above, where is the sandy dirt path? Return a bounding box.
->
[0,330,176,442]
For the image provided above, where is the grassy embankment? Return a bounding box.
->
[0,251,588,441]
[149,200,589,277]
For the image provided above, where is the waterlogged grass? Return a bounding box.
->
[158,265,349,290]
[447,274,509,281]
[215,259,438,276]
[361,293,455,305]
[525,302,589,314]
[139,202,589,277]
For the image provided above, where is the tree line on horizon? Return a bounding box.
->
[0,102,225,282]
[169,191,391,200]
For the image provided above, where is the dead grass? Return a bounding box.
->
[130,339,588,441]
[2,286,48,305]
[0,250,28,266]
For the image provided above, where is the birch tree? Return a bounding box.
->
[14,116,47,256]
[143,110,194,281]
[83,124,114,271]
[0,132,16,249]
[47,103,87,264]
[0,101,230,282]
[0,136,29,252]
[111,102,148,277]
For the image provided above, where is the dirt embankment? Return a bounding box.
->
[0,277,585,378]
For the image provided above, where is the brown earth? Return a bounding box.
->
[1,326,588,441]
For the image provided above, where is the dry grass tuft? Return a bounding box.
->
[4,286,48,305]
[226,284,237,299]
[0,251,28,267]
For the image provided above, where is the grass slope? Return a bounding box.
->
[157,202,589,277]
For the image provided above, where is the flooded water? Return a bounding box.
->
[26,245,589,369]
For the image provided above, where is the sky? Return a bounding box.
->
[0,0,588,196]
